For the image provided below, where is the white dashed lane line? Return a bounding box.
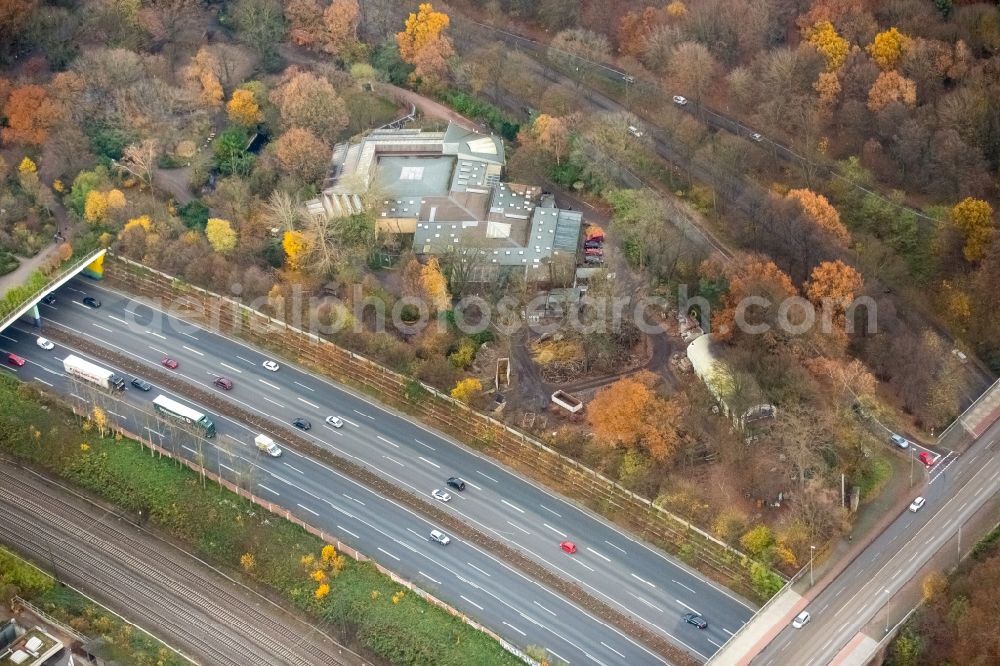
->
[146,330,167,339]
[477,471,498,483]
[283,462,304,474]
[419,571,441,585]
[460,595,483,611]
[377,547,399,561]
[414,438,435,451]
[501,499,524,513]
[377,436,399,448]
[236,355,255,364]
[337,525,360,539]
[419,456,440,469]
[220,362,242,374]
[543,523,567,538]
[297,503,319,517]
[353,409,375,420]
[294,380,314,391]
[297,397,319,409]
[383,456,405,467]
[182,345,204,356]
[587,547,611,562]
[540,504,562,518]
[258,378,280,390]
[258,484,279,496]
[631,573,656,588]
[93,323,112,333]
[533,601,557,617]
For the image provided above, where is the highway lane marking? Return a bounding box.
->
[33,377,53,387]
[467,562,492,577]
[0,334,17,343]
[959,501,968,512]
[540,504,562,518]
[148,345,167,355]
[236,355,255,364]
[628,592,663,613]
[574,559,594,572]
[66,287,84,294]
[377,547,400,561]
[293,381,314,391]
[547,649,568,664]
[888,534,898,544]
[382,455,405,467]
[723,628,735,636]
[464,480,482,490]
[543,523,567,538]
[974,485,984,496]
[258,484,279,496]
[283,462,304,474]
[341,417,360,427]
[108,315,129,325]
[419,571,441,585]
[297,397,320,409]
[92,323,113,333]
[601,642,626,659]
[323,424,344,436]
[631,573,656,588]
[460,595,484,611]
[220,463,237,473]
[414,438,435,451]
[146,330,167,340]
[587,547,611,563]
[219,362,242,374]
[69,392,85,402]
[353,409,375,420]
[834,587,844,598]
[37,366,61,376]
[258,378,280,389]
[297,503,319,517]
[343,494,365,506]
[891,569,902,580]
[672,579,696,594]
[419,456,440,469]
[507,521,530,535]
[337,525,360,539]
[708,638,723,649]
[377,435,399,448]
[106,410,125,420]
[501,499,524,513]
[144,426,164,437]
[262,396,282,407]
[182,445,198,455]
[533,601,557,616]
[604,539,628,555]
[477,471,498,483]
[675,599,699,614]
[502,622,526,637]
[181,332,199,340]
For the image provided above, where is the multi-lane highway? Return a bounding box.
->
[0,277,756,664]
[747,417,1000,665]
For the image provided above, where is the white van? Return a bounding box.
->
[254,434,282,457]
[627,125,644,138]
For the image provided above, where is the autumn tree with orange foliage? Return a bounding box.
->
[396,3,454,91]
[272,127,328,183]
[786,189,850,245]
[530,114,570,165]
[950,197,994,263]
[805,260,864,326]
[227,88,263,127]
[867,71,916,111]
[271,70,348,143]
[587,371,682,462]
[617,7,665,58]
[805,21,849,72]
[867,27,910,70]
[702,253,798,343]
[323,0,361,57]
[183,47,224,108]
[1,85,63,146]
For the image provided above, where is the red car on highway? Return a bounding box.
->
[161,357,179,369]
[560,541,577,554]
[7,353,26,367]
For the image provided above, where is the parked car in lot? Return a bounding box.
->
[36,337,54,350]
[292,417,311,431]
[446,477,466,491]
[682,612,708,629]
[262,360,280,371]
[584,240,603,249]
[792,611,811,628]
[82,296,101,308]
[131,377,152,391]
[325,415,344,428]
[890,433,911,449]
[431,489,451,503]
[919,451,935,466]
[161,357,178,369]
[672,95,688,105]
[213,377,234,390]
[909,496,926,512]
[584,248,603,256]
[559,540,577,554]
[429,529,451,545]
[6,353,26,367]
[584,256,604,264]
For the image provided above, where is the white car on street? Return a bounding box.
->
[429,529,451,545]
[909,496,926,512]
[36,337,54,350]
[262,360,280,371]
[791,611,811,629]
[431,489,452,503]
[325,416,344,428]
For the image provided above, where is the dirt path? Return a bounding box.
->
[0,243,60,296]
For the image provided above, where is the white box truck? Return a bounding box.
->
[63,354,125,390]
[254,434,282,457]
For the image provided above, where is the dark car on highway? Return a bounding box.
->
[213,377,234,390]
[131,377,152,391]
[682,612,708,629]
[82,296,101,308]
[293,418,311,431]
[42,293,56,305]
[446,477,466,491]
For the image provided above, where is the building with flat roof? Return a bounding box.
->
[306,123,582,277]
[0,621,63,666]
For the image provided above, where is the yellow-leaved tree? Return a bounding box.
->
[806,20,849,72]
[450,378,482,404]
[587,370,682,462]
[282,230,310,271]
[395,3,454,90]
[227,88,263,127]
[420,257,450,312]
[84,190,108,223]
[950,197,995,262]
[205,218,238,254]
[867,27,910,70]
[786,188,850,244]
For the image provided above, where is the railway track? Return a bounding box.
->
[0,461,363,666]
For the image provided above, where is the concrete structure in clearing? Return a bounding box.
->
[306,123,582,278]
[686,334,777,429]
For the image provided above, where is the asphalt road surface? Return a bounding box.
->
[0,459,361,666]
[749,418,1000,665]
[0,278,757,664]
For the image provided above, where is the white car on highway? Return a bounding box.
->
[429,529,451,545]
[325,416,344,428]
[262,360,280,371]
[36,337,54,350]
[909,496,926,512]
[431,489,452,503]
[791,610,810,628]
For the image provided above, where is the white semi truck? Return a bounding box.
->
[254,434,282,457]
[63,354,126,391]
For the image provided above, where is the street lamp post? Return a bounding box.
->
[884,588,891,633]
[809,545,816,586]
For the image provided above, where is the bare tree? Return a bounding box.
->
[121,139,160,188]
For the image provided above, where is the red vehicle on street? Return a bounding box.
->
[161,357,179,369]
[919,451,936,466]
[7,353,26,367]
[560,541,577,554]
